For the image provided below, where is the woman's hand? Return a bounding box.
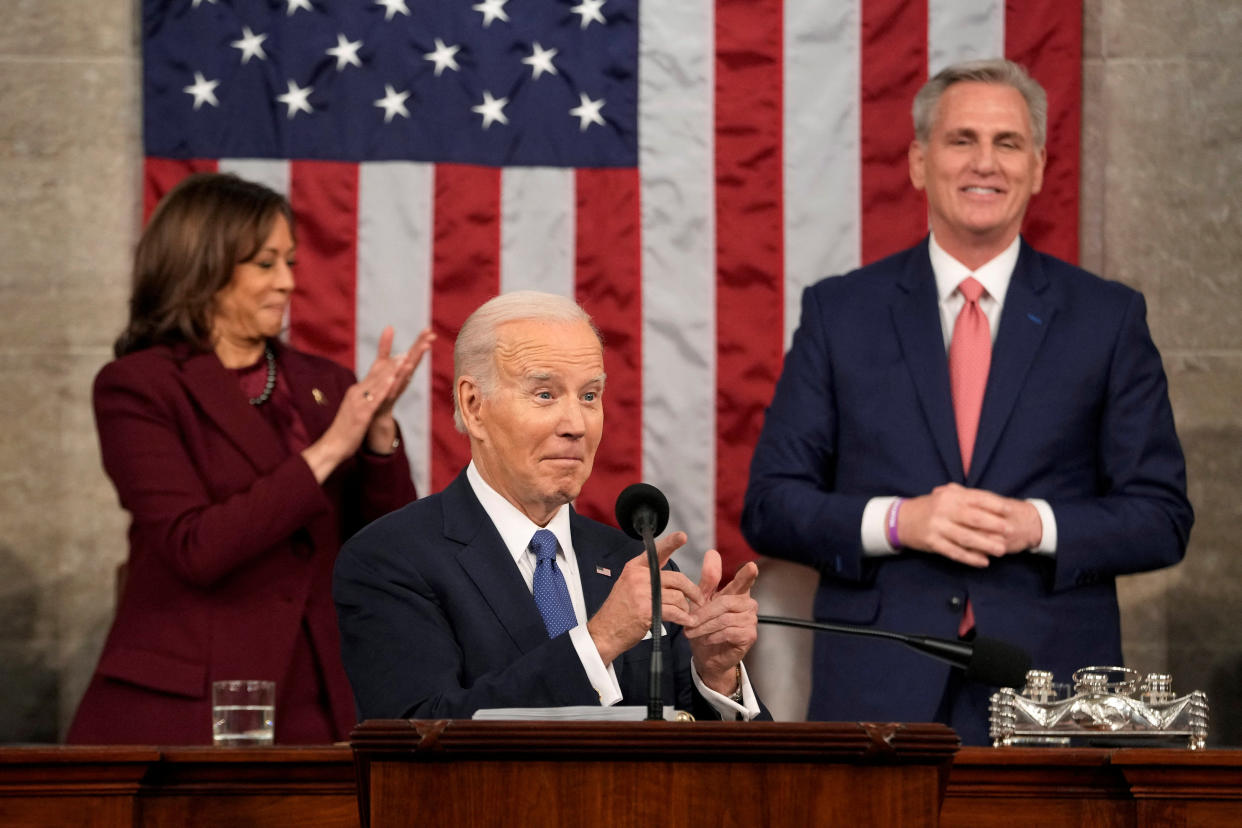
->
[301,326,434,482]
[363,326,435,454]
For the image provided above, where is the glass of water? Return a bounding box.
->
[212,680,275,746]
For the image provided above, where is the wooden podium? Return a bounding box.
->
[349,719,960,827]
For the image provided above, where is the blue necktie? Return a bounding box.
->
[530,529,577,638]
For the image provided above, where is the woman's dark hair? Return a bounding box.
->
[114,173,295,357]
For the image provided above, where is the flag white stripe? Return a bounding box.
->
[501,168,575,297]
[638,2,716,578]
[219,158,290,197]
[783,0,863,348]
[357,162,435,498]
[928,0,1006,74]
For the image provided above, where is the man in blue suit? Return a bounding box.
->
[742,59,1192,745]
[336,291,764,722]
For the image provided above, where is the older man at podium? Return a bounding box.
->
[335,291,765,723]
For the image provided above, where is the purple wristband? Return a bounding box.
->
[887,498,904,549]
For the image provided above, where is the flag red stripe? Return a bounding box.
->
[860,0,929,263]
[1006,0,1082,264]
[287,161,359,370]
[573,168,643,527]
[715,0,786,576]
[143,158,217,223]
[430,163,502,491]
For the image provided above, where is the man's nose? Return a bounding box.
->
[557,398,587,437]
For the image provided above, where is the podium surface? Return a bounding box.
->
[350,719,959,828]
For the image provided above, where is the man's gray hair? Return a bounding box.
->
[452,290,600,432]
[912,58,1047,150]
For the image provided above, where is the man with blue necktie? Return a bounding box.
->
[336,291,765,722]
[742,58,1192,744]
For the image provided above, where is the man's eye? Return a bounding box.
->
[536,391,553,400]
[582,391,598,402]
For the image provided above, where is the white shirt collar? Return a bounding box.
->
[466,460,574,568]
[929,233,1021,307]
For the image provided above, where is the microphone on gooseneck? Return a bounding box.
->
[614,483,671,721]
[757,615,1032,689]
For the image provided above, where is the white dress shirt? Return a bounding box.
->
[859,235,1058,556]
[465,462,759,719]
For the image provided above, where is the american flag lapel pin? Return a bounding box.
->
[595,565,611,577]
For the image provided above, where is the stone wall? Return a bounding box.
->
[1,1,1238,743]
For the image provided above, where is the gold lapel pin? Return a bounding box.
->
[312,388,327,406]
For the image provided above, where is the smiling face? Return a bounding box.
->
[211,214,296,353]
[909,81,1046,268]
[460,317,606,526]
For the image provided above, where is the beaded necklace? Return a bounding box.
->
[248,346,277,406]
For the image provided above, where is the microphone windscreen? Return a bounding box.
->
[965,636,1033,687]
[614,483,671,539]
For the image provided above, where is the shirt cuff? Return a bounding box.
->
[691,661,760,721]
[861,496,902,556]
[1027,498,1057,555]
[569,625,623,706]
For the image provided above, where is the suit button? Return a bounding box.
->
[947,596,963,611]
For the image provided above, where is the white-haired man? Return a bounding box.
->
[336,291,765,721]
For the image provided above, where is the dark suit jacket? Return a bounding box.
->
[742,238,1192,738]
[335,470,749,722]
[68,341,416,744]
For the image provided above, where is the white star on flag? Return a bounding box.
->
[569,91,605,131]
[276,79,314,118]
[522,42,558,80]
[472,0,509,28]
[182,71,219,110]
[570,0,606,29]
[374,84,410,123]
[326,34,363,71]
[286,0,313,16]
[374,0,410,21]
[424,38,461,77]
[471,90,509,129]
[230,27,268,65]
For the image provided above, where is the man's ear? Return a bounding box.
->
[457,376,487,441]
[909,140,927,191]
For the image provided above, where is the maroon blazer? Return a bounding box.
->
[68,341,416,744]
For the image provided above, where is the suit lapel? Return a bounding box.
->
[891,241,964,480]
[969,241,1054,484]
[570,509,632,616]
[276,343,340,441]
[178,348,287,474]
[442,472,555,654]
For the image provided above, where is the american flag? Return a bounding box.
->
[143,0,1081,579]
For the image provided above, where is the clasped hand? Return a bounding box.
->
[587,533,758,697]
[897,482,1043,567]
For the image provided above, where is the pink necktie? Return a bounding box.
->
[949,277,990,475]
[949,277,989,638]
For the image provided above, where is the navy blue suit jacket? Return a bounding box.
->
[742,238,1192,739]
[335,470,739,722]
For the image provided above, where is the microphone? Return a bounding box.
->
[614,483,671,721]
[758,615,1032,688]
[615,482,670,540]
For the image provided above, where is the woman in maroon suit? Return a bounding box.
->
[68,173,433,744]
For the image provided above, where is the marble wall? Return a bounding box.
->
[1,1,1238,744]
